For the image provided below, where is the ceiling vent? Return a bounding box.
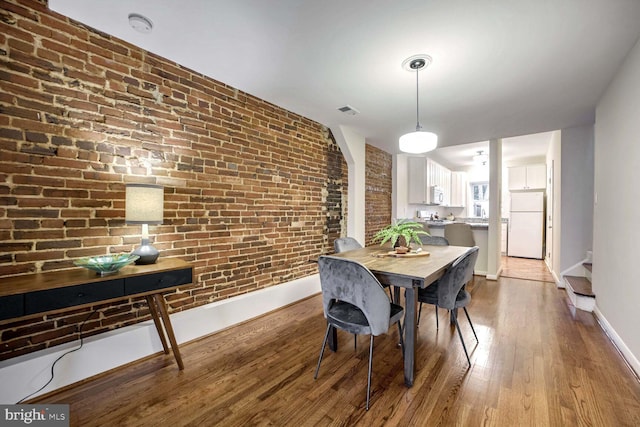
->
[338,105,360,116]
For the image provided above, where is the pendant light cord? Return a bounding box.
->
[415,65,421,131]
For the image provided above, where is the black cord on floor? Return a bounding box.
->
[16,309,99,404]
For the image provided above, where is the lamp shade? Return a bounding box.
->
[399,131,438,154]
[125,184,164,224]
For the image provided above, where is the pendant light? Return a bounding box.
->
[399,55,438,154]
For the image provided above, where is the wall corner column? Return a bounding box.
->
[331,125,366,244]
[487,139,503,280]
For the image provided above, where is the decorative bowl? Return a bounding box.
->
[74,254,140,276]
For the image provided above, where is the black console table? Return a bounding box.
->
[0,258,193,370]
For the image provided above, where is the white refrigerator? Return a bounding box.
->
[508,191,544,259]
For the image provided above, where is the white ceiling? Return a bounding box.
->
[429,131,554,170]
[49,0,640,162]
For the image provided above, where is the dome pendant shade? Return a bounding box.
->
[399,55,438,154]
[399,131,438,154]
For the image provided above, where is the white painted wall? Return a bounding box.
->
[593,37,640,368]
[559,124,594,272]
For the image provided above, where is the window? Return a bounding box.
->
[470,182,489,218]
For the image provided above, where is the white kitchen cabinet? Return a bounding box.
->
[427,158,451,205]
[450,171,467,207]
[508,164,546,190]
[525,164,547,189]
[408,157,428,204]
[408,157,451,204]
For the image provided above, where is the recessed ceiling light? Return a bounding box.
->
[128,13,153,34]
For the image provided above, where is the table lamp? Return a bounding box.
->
[125,183,164,264]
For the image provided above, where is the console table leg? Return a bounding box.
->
[152,294,184,370]
[146,295,170,354]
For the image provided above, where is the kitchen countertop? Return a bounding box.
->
[424,221,488,229]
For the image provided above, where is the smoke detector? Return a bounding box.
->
[128,13,153,34]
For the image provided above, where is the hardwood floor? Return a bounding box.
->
[501,256,555,283]
[35,276,640,426]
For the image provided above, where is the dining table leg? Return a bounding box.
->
[403,284,419,387]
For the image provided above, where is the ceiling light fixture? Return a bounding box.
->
[473,150,489,166]
[399,55,437,154]
[128,13,153,34]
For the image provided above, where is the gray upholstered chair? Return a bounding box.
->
[420,234,449,246]
[444,223,475,247]
[417,246,480,366]
[334,237,395,304]
[417,234,449,326]
[334,237,362,253]
[314,255,405,410]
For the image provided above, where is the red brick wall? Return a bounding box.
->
[0,0,346,360]
[364,144,392,245]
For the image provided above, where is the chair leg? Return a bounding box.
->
[452,312,471,367]
[435,305,439,330]
[366,335,374,411]
[417,302,423,326]
[354,334,357,351]
[463,307,479,342]
[314,324,331,379]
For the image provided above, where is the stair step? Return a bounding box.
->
[565,276,595,297]
[583,262,592,272]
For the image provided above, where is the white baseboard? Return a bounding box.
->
[544,258,563,287]
[486,265,503,281]
[551,270,562,288]
[593,304,640,379]
[0,274,321,404]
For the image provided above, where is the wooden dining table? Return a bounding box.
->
[329,244,470,387]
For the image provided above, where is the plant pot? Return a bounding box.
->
[393,236,408,249]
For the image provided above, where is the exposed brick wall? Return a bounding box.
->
[364,144,392,245]
[0,0,347,360]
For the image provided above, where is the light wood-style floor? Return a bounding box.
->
[501,256,556,283]
[36,275,640,426]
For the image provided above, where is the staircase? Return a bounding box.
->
[563,254,595,312]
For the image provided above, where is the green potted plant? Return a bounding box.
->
[372,220,429,253]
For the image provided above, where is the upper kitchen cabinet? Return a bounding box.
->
[428,158,451,205]
[450,171,467,207]
[407,157,452,204]
[408,157,428,204]
[508,164,546,190]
